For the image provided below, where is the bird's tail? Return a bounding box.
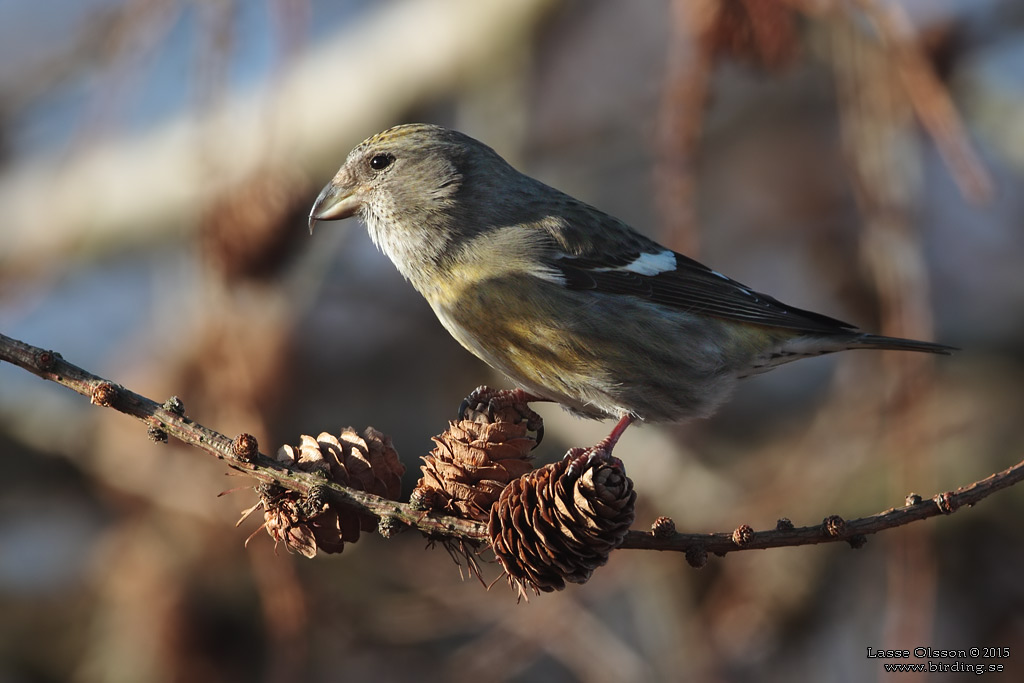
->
[848,333,957,355]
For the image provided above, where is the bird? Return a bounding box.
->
[308,123,954,453]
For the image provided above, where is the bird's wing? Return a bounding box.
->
[537,209,854,335]
[552,248,856,334]
[519,190,856,334]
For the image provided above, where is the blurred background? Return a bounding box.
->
[1,0,1023,681]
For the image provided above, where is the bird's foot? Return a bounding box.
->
[593,414,635,455]
[560,415,635,480]
[458,385,546,446]
[561,418,634,479]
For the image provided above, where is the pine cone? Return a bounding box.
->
[260,490,326,558]
[488,446,636,595]
[413,393,539,522]
[257,427,404,556]
[311,427,405,514]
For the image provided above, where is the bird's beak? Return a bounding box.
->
[308,176,362,234]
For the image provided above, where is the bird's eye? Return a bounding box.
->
[369,153,394,171]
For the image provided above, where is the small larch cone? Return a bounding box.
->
[412,394,539,522]
[313,427,405,511]
[488,446,636,596]
[256,427,404,557]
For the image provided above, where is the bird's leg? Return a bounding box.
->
[562,415,635,479]
[594,414,635,454]
[458,385,547,446]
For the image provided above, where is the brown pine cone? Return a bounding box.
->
[488,446,636,595]
[413,392,539,522]
[255,427,404,556]
[311,428,405,516]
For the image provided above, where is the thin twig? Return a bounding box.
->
[2,331,1020,560]
[622,457,1023,555]
[0,331,487,541]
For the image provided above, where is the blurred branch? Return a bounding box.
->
[2,0,556,272]
[852,0,994,204]
[2,331,1021,573]
[653,0,717,256]
[830,4,942,646]
[654,0,801,256]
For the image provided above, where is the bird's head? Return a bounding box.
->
[310,124,521,283]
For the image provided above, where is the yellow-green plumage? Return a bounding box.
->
[309,123,955,424]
